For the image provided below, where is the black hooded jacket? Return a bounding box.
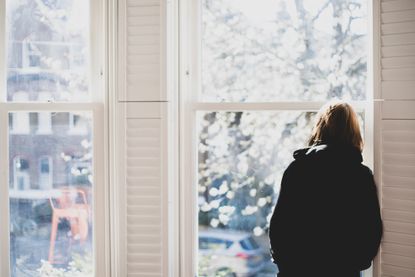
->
[269,144,383,276]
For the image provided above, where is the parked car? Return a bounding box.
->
[199,229,266,277]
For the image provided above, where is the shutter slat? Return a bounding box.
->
[127,234,162,245]
[127,263,162,273]
[127,0,159,6]
[128,35,160,45]
[381,0,415,12]
[383,102,415,119]
[128,26,160,36]
[127,157,161,167]
[382,45,415,57]
[383,131,415,142]
[127,196,160,206]
[382,56,415,68]
[383,141,415,154]
[383,120,415,130]
[127,54,160,64]
[382,22,415,35]
[382,253,415,270]
[382,81,415,100]
[383,165,415,179]
[127,224,160,233]
[383,231,415,246]
[126,177,160,187]
[127,129,160,137]
[382,187,415,201]
[382,263,415,277]
[383,174,415,189]
[128,6,160,16]
[383,242,415,258]
[382,68,415,81]
[383,198,415,213]
[127,186,161,196]
[382,209,415,224]
[127,253,160,264]
[381,33,415,46]
[128,16,160,26]
[382,10,415,23]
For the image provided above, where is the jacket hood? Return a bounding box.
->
[293,144,363,164]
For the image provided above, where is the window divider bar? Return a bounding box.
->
[0,102,103,112]
[192,101,369,112]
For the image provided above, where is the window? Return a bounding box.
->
[12,157,30,191]
[0,0,106,276]
[9,112,94,274]
[180,0,372,276]
[39,156,53,190]
[68,112,89,135]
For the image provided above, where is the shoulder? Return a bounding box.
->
[355,164,378,193]
[357,164,374,179]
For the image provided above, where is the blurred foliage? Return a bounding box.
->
[202,0,367,102]
[37,253,93,277]
[198,0,367,235]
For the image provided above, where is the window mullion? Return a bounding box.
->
[0,102,102,112]
[192,101,370,112]
[0,106,10,277]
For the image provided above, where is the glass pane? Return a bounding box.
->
[201,0,367,102]
[9,112,94,277]
[6,0,90,102]
[197,111,365,276]
[197,111,316,276]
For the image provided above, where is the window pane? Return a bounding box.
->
[201,0,367,102]
[9,112,94,276]
[6,0,90,102]
[198,111,316,276]
[197,111,365,276]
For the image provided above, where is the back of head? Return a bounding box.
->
[308,101,363,152]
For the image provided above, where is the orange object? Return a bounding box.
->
[48,188,89,264]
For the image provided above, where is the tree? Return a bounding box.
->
[198,0,367,236]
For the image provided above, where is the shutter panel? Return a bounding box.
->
[379,0,415,276]
[118,0,166,101]
[115,0,170,274]
[116,103,168,277]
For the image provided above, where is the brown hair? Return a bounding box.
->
[308,101,363,151]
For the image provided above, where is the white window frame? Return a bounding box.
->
[0,0,110,276]
[178,0,377,276]
[36,92,53,134]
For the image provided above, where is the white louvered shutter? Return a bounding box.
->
[115,0,169,275]
[378,0,415,276]
[116,103,168,277]
[118,0,166,102]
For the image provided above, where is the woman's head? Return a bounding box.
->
[308,101,363,151]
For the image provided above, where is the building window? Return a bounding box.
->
[180,0,371,276]
[68,112,89,135]
[39,156,53,190]
[12,157,30,191]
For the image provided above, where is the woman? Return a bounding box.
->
[269,102,382,277]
